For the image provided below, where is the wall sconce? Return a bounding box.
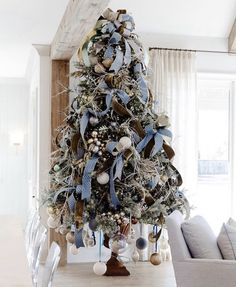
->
[9,131,24,149]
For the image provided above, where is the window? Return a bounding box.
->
[195,75,235,232]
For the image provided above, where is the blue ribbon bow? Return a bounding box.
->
[136,125,172,157]
[88,92,113,117]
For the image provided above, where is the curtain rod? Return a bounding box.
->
[149,47,236,55]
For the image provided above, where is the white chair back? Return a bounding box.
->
[40,242,61,287]
[25,210,40,252]
[31,224,47,283]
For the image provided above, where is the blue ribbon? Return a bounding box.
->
[53,187,74,203]
[75,228,85,248]
[109,155,122,208]
[151,133,163,157]
[109,49,124,73]
[114,155,124,180]
[101,22,115,34]
[99,230,102,262]
[116,90,130,105]
[88,90,130,119]
[109,32,121,45]
[76,185,82,194]
[68,193,76,212]
[131,131,140,144]
[77,147,85,160]
[97,80,108,90]
[136,125,155,153]
[106,141,118,153]
[104,45,114,59]
[80,111,89,142]
[157,128,172,139]
[134,63,142,74]
[148,176,159,189]
[137,76,149,104]
[124,40,131,66]
[118,13,133,22]
[81,156,99,200]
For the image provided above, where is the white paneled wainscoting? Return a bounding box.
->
[0,78,29,222]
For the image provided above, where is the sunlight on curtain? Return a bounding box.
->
[149,49,198,204]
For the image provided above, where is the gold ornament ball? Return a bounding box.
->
[70,244,79,255]
[148,232,157,243]
[66,232,75,244]
[47,206,59,217]
[59,226,68,235]
[47,216,60,229]
[150,252,162,266]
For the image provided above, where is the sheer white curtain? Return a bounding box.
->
[149,49,198,195]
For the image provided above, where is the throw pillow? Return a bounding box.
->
[217,223,236,260]
[181,215,222,259]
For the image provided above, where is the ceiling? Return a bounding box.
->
[0,0,235,78]
[109,0,236,37]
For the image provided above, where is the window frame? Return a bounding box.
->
[197,72,236,218]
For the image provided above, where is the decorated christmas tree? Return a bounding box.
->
[45,8,189,275]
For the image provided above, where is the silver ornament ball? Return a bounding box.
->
[89,117,99,126]
[97,172,109,184]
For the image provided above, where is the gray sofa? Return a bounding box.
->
[166,210,236,287]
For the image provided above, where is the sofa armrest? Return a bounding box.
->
[173,258,236,287]
[183,258,236,265]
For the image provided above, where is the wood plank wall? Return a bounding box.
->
[50,60,69,265]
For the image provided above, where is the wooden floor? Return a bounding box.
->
[54,261,177,287]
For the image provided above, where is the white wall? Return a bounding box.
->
[26,46,51,215]
[0,78,29,222]
[141,32,236,74]
[196,53,236,74]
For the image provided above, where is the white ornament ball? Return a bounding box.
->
[132,250,140,262]
[59,226,68,235]
[93,262,107,276]
[47,216,60,229]
[89,117,99,126]
[70,244,79,255]
[118,136,132,151]
[127,234,136,245]
[87,238,95,247]
[66,232,75,244]
[53,164,61,172]
[97,172,109,185]
[160,237,169,250]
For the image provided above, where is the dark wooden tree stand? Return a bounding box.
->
[104,252,130,276]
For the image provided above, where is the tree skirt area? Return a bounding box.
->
[53,261,176,287]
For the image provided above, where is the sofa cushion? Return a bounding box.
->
[217,223,236,260]
[181,215,222,259]
[228,217,236,228]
